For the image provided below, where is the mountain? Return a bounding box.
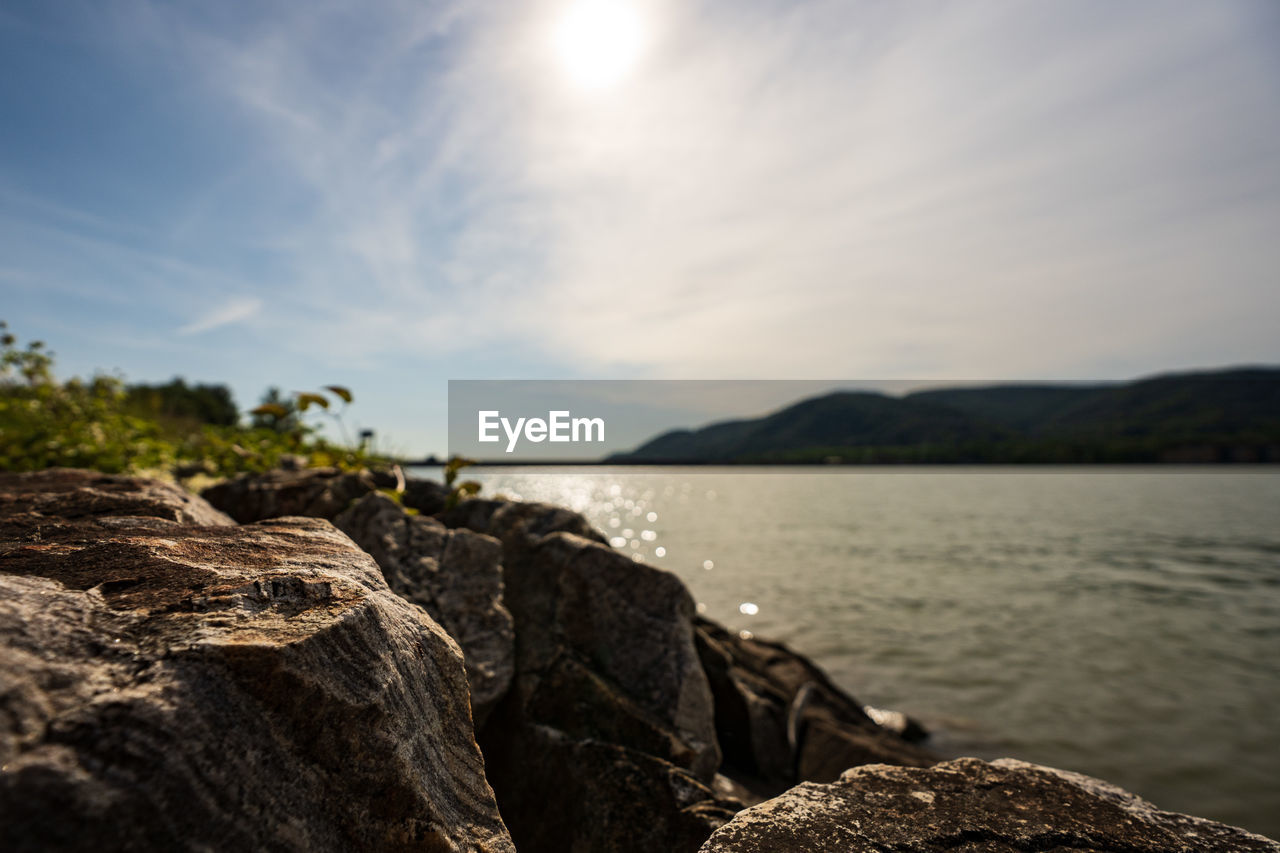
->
[1037,369,1280,439]
[903,385,1100,432]
[612,392,1011,463]
[610,367,1280,464]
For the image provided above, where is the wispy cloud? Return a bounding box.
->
[481,1,1280,378]
[109,0,1275,378]
[176,297,263,336]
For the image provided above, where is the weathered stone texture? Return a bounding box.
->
[700,757,1280,852]
[335,492,514,724]
[0,471,513,852]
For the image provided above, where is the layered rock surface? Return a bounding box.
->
[0,470,513,852]
[700,757,1280,852]
[2,467,233,526]
[334,492,514,725]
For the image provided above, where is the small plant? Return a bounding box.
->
[248,385,374,471]
[375,486,419,515]
[443,455,482,509]
[248,387,299,432]
[250,385,352,433]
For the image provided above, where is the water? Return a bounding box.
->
[411,465,1280,838]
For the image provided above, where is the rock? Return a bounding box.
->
[694,617,937,798]
[863,704,930,743]
[699,757,1280,852]
[278,453,309,471]
[0,468,233,527]
[401,477,450,516]
[436,498,608,551]
[480,717,741,853]
[201,467,377,523]
[442,498,731,851]
[334,492,514,725]
[499,532,720,777]
[0,472,513,852]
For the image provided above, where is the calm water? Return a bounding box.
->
[411,465,1280,838]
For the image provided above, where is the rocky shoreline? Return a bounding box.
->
[2,467,1276,852]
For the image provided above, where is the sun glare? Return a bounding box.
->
[553,0,646,92]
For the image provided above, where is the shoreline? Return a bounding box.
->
[406,459,1280,468]
[3,465,1277,851]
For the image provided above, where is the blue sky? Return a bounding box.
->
[3,0,1278,455]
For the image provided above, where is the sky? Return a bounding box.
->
[2,0,1278,456]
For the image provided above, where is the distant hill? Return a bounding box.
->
[612,392,1011,463]
[610,368,1280,464]
[904,385,1099,432]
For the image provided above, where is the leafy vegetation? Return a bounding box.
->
[249,387,301,433]
[443,456,481,509]
[0,321,390,478]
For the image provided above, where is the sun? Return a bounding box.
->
[552,0,646,92]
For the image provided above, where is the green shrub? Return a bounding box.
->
[0,320,390,478]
